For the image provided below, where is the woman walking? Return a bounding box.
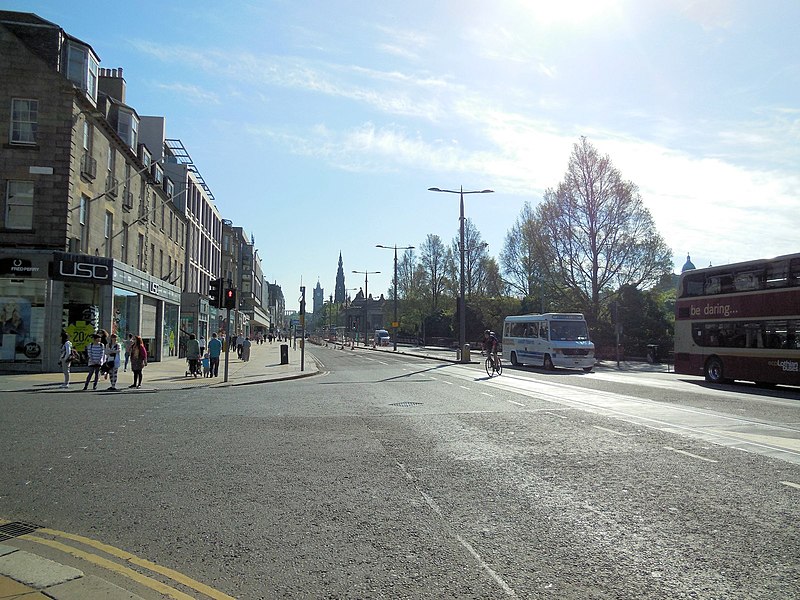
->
[83,333,105,390]
[105,333,122,391]
[123,333,134,372]
[129,336,148,388]
[59,331,73,389]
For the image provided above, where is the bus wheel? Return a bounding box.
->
[543,354,555,370]
[511,352,519,366]
[704,357,725,383]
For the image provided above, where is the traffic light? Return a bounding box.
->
[209,278,222,308]
[224,288,237,310]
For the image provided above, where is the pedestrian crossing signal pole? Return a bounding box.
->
[299,286,306,372]
[224,281,234,382]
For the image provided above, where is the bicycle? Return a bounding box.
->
[485,353,503,377]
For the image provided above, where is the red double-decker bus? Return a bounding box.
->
[674,253,800,387]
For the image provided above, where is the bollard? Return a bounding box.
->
[280,344,289,365]
[463,343,471,362]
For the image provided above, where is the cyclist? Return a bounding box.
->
[483,329,499,369]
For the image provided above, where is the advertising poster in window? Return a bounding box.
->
[0,297,32,359]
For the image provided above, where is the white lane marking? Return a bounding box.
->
[392,460,518,597]
[442,381,453,385]
[459,386,470,390]
[543,412,567,419]
[593,425,627,436]
[481,392,494,398]
[420,491,519,598]
[507,400,525,407]
[780,481,800,490]
[664,446,718,463]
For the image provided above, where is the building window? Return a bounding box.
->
[117,109,139,149]
[137,234,144,270]
[66,42,99,100]
[79,194,89,252]
[104,211,113,256]
[10,99,38,144]
[150,244,155,275]
[4,181,34,230]
[82,121,93,151]
[121,223,129,263]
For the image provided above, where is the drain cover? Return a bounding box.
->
[0,521,40,541]
[390,401,423,407]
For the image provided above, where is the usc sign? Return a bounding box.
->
[50,252,113,284]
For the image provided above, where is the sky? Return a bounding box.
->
[8,0,799,310]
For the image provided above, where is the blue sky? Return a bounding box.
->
[9,0,799,310]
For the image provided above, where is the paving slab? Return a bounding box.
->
[45,574,146,600]
[0,549,83,589]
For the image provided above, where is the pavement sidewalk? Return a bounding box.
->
[0,339,318,394]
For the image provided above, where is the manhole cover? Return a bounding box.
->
[0,521,40,541]
[389,401,423,407]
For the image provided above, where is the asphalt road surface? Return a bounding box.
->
[1,345,798,599]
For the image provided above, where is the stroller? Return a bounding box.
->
[185,356,201,377]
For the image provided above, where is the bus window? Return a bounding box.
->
[527,323,538,338]
[539,322,548,340]
[734,271,762,292]
[683,273,705,297]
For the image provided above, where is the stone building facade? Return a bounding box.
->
[0,11,184,371]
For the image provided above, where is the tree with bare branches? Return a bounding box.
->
[537,137,673,325]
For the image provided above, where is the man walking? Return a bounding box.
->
[208,332,222,377]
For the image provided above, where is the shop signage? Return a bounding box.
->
[0,257,42,277]
[50,252,113,284]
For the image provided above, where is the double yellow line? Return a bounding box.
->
[1,520,235,600]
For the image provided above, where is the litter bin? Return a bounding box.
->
[646,344,659,364]
[280,344,289,365]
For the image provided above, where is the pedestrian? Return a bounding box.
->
[58,331,73,389]
[208,332,222,377]
[242,336,252,362]
[236,333,244,359]
[199,334,206,356]
[83,333,105,391]
[129,335,147,388]
[201,352,211,377]
[123,333,134,372]
[186,333,201,377]
[105,333,121,391]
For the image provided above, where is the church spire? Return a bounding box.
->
[334,251,346,303]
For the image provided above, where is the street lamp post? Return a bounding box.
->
[428,186,494,363]
[352,269,380,346]
[376,244,415,352]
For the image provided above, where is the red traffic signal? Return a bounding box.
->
[224,288,237,310]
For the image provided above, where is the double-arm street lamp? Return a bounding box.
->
[376,244,415,351]
[352,269,380,346]
[428,186,494,363]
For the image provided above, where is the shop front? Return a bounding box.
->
[0,250,181,373]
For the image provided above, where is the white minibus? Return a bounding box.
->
[502,313,595,372]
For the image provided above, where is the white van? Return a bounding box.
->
[502,313,595,372]
[374,329,391,346]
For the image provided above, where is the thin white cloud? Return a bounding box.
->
[153,82,221,105]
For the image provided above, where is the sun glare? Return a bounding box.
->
[518,0,621,25]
